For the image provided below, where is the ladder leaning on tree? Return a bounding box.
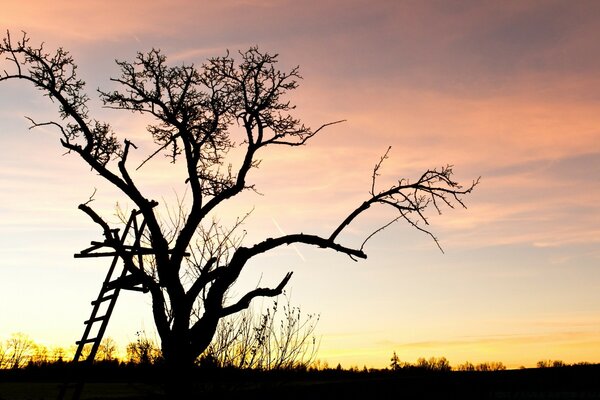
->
[57,206,178,400]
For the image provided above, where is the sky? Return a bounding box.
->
[1,0,600,369]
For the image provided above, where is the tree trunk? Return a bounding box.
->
[161,334,196,397]
[161,331,196,367]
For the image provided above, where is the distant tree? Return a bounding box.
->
[0,340,6,369]
[477,361,506,371]
[415,356,451,371]
[29,343,50,366]
[126,331,161,365]
[390,351,402,371]
[97,337,118,362]
[455,361,475,371]
[573,361,591,366]
[4,333,35,369]
[0,31,478,371]
[51,346,67,363]
[432,357,451,371]
[309,359,329,371]
[537,359,566,368]
[456,361,506,371]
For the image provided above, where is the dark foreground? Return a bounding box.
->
[1,364,600,399]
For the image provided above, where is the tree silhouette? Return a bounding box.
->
[2,333,35,369]
[97,337,118,362]
[0,31,478,370]
[126,331,161,365]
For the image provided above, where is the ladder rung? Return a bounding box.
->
[91,294,117,305]
[76,337,98,345]
[75,252,119,258]
[91,241,156,252]
[84,315,106,325]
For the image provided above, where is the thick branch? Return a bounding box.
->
[149,286,171,341]
[246,234,367,261]
[78,204,116,242]
[118,139,138,187]
[219,272,293,317]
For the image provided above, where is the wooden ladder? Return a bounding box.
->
[57,209,149,400]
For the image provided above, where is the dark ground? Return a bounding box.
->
[1,363,600,399]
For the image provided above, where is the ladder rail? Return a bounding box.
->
[71,213,135,364]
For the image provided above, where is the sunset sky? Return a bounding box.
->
[2,0,600,369]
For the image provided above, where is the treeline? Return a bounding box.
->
[389,353,505,372]
[0,332,125,369]
[2,332,594,373]
[387,352,594,372]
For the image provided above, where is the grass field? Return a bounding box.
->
[2,364,600,399]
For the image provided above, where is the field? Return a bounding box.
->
[1,364,600,399]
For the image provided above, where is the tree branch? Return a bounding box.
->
[246,233,367,261]
[329,155,479,251]
[219,272,293,317]
[186,257,221,301]
[78,203,117,242]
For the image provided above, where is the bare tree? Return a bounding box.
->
[415,356,451,371]
[0,31,478,370]
[97,337,118,362]
[51,346,67,363]
[0,340,7,369]
[4,333,35,369]
[390,351,402,371]
[29,343,50,366]
[204,293,319,370]
[456,361,506,371]
[126,331,161,365]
